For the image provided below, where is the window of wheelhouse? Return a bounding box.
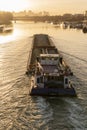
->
[65,78,68,84]
[37,76,43,83]
[47,76,58,81]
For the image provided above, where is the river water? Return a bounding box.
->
[0,21,87,130]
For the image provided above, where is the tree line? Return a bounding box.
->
[0,11,84,24]
[0,11,13,25]
[14,13,84,23]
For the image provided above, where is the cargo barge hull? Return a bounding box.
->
[26,34,76,97]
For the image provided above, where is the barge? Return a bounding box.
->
[26,34,76,96]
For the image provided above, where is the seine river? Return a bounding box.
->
[0,21,87,130]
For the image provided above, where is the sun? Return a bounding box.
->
[0,0,32,12]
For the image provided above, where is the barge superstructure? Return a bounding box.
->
[26,34,76,96]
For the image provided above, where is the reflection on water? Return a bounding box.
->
[0,21,87,130]
[0,23,27,44]
[0,30,17,44]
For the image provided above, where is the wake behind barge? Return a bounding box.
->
[26,34,76,96]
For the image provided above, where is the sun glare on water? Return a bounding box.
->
[0,0,32,12]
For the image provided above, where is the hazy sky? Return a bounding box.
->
[0,0,87,15]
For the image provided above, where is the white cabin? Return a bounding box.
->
[40,54,60,65]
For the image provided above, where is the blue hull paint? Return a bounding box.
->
[30,87,76,96]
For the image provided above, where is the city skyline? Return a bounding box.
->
[0,0,87,15]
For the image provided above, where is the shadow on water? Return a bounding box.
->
[45,96,87,130]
